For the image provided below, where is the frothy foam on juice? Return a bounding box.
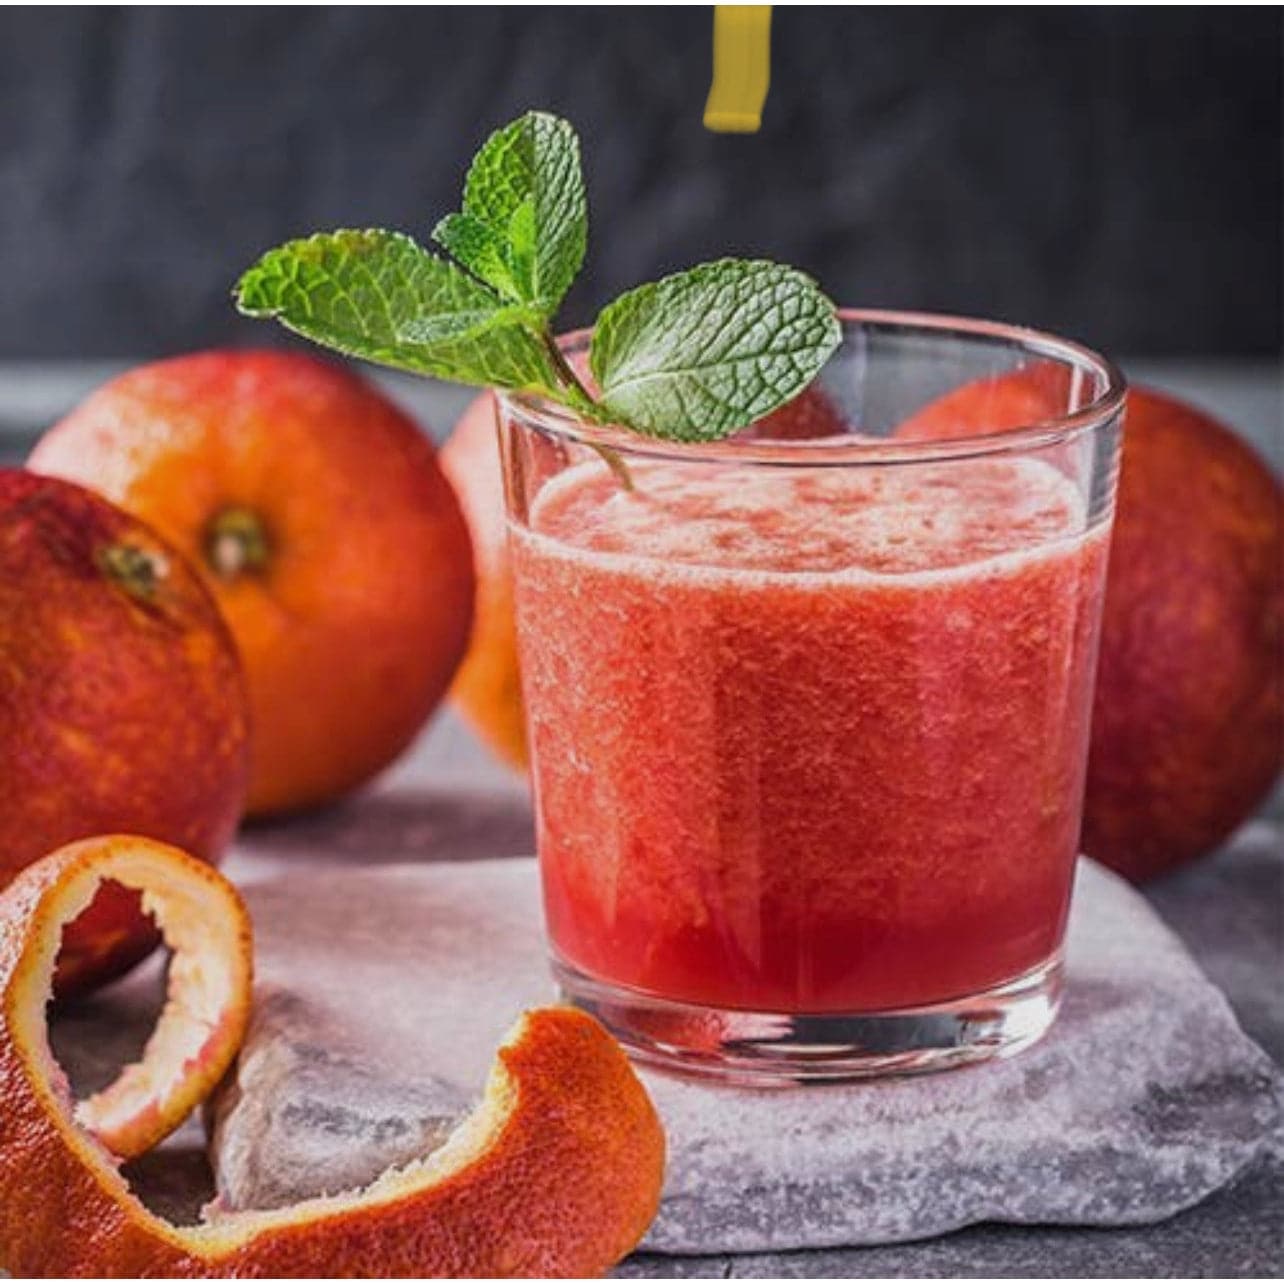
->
[521,456,1090,581]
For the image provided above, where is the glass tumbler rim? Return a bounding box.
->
[499,307,1128,469]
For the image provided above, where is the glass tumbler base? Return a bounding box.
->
[554,953,1063,1085]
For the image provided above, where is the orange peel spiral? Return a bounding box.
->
[0,836,665,1277]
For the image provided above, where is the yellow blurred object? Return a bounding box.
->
[704,6,772,133]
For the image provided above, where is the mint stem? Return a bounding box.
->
[543,332,596,410]
[590,440,635,492]
[540,328,634,492]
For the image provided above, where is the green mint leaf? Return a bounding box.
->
[431,212,522,301]
[399,302,536,345]
[505,198,538,287]
[589,259,842,441]
[235,229,560,391]
[456,110,586,314]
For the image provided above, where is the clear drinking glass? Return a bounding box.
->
[499,311,1125,1082]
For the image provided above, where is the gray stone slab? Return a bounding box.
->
[621,1127,1284,1278]
[44,776,1282,1274]
[205,855,1280,1255]
[40,714,1282,1273]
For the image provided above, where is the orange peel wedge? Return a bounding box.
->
[1,835,666,1277]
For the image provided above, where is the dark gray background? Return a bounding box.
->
[0,7,1279,360]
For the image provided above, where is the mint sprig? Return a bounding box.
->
[236,110,840,442]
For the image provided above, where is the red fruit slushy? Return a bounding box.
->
[513,456,1108,1013]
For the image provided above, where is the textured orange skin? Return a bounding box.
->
[441,393,528,770]
[0,842,665,1278]
[1083,388,1283,880]
[0,472,249,995]
[31,350,475,816]
[898,377,1283,880]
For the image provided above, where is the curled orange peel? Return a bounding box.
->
[0,836,666,1277]
[12,835,253,1162]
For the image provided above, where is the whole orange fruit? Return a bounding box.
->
[1083,388,1283,880]
[0,470,249,995]
[31,351,474,815]
[440,392,527,770]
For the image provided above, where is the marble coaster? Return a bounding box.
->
[204,855,1280,1254]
